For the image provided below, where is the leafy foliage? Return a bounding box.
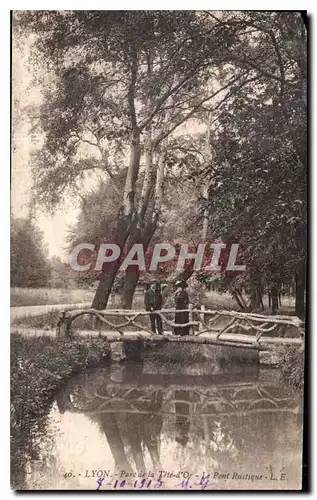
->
[13,12,307,312]
[278,345,304,391]
[14,11,248,210]
[203,12,306,301]
[11,217,52,287]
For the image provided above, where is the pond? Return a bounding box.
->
[25,344,303,491]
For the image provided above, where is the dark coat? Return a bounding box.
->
[175,289,189,309]
[144,289,163,311]
[174,288,189,336]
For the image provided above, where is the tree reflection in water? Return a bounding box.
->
[175,390,190,447]
[56,360,164,475]
[53,360,302,482]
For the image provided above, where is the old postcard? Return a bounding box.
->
[11,10,307,491]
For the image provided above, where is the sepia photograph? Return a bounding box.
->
[11,10,307,491]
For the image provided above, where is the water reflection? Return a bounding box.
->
[27,354,303,490]
[175,390,190,447]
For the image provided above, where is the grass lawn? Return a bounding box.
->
[10,287,95,307]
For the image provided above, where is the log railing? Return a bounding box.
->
[57,306,304,349]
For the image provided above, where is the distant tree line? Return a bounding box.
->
[11,216,70,289]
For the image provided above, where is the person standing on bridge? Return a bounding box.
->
[174,280,189,336]
[144,281,163,335]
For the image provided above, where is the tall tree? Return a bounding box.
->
[11,217,51,287]
[203,11,307,316]
[15,10,251,309]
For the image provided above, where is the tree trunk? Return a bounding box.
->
[232,290,247,312]
[138,51,154,221]
[121,271,140,309]
[248,266,262,311]
[270,286,279,315]
[121,111,155,311]
[249,288,256,311]
[256,286,264,310]
[91,212,133,310]
[121,221,157,309]
[202,112,212,240]
[250,286,263,311]
[91,133,140,310]
[238,290,248,311]
[99,414,133,473]
[123,133,141,215]
[92,259,122,310]
[121,148,166,309]
[295,258,306,319]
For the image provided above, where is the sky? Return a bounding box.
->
[12,36,80,259]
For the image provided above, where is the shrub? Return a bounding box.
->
[278,345,305,391]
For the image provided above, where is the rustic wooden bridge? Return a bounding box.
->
[58,306,304,351]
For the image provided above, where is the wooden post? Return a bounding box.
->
[200,305,205,331]
[92,315,97,330]
[189,304,194,336]
[56,312,70,338]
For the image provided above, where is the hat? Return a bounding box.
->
[175,280,188,288]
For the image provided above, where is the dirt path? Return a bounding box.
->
[10,291,142,323]
[10,302,91,322]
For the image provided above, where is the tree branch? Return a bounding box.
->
[203,75,260,116]
[128,46,138,131]
[138,60,209,132]
[154,72,249,147]
[268,30,285,102]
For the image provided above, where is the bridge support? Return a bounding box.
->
[217,345,259,365]
[110,342,127,362]
[259,350,280,365]
[110,340,144,362]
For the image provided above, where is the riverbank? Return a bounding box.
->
[11,333,110,490]
[278,345,305,391]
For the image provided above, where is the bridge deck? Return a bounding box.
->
[70,329,303,348]
[12,327,303,348]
